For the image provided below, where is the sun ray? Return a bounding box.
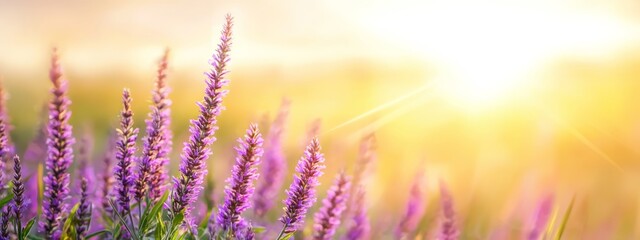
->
[326,82,435,133]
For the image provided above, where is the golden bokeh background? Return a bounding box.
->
[2,0,640,238]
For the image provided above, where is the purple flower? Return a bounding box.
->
[0,80,14,161]
[353,133,376,186]
[0,83,9,196]
[214,123,263,236]
[526,194,554,240]
[278,138,326,237]
[437,181,458,240]
[135,108,164,203]
[114,89,139,214]
[100,132,117,216]
[171,15,233,218]
[254,99,290,217]
[149,50,173,202]
[344,185,370,240]
[76,177,91,239]
[0,207,9,240]
[42,49,76,239]
[11,155,26,225]
[312,173,351,240]
[396,170,426,238]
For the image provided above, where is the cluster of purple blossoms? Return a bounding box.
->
[278,138,326,237]
[254,99,290,217]
[41,49,76,239]
[312,173,351,240]
[113,89,139,215]
[171,14,233,218]
[213,123,264,237]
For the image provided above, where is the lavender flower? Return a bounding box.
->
[135,108,163,203]
[344,185,370,240]
[312,173,351,240]
[149,50,173,202]
[76,177,91,239]
[171,15,233,217]
[437,181,458,240]
[0,83,9,196]
[277,138,326,238]
[100,133,117,216]
[214,124,263,236]
[114,89,139,214]
[353,133,376,186]
[254,99,290,217]
[12,155,26,224]
[0,207,8,240]
[395,170,426,238]
[42,49,76,239]
[0,80,14,161]
[526,194,554,240]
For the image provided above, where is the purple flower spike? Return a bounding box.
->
[313,173,351,240]
[396,170,426,238]
[0,207,9,240]
[0,83,10,197]
[114,89,139,214]
[149,50,173,202]
[437,181,459,240]
[100,133,117,216]
[344,185,370,240]
[76,177,91,239]
[135,108,164,203]
[526,194,554,240]
[12,155,26,224]
[214,123,263,236]
[41,49,76,239]
[171,15,233,218]
[254,99,290,217]
[278,138,326,238]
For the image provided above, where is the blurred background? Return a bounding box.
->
[2,0,640,238]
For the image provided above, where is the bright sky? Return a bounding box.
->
[1,0,639,88]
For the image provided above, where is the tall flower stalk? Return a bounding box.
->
[254,99,290,217]
[170,15,233,219]
[114,89,138,215]
[526,194,554,240]
[437,181,458,240]
[41,49,76,239]
[148,50,172,202]
[135,108,163,204]
[76,177,91,240]
[12,155,26,235]
[100,133,117,216]
[312,173,351,240]
[277,138,325,239]
[212,123,263,237]
[0,81,10,198]
[344,186,370,240]
[395,170,426,238]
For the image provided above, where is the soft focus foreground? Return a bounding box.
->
[1,1,640,239]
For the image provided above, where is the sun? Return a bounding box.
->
[350,1,638,112]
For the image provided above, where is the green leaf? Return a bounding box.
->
[139,191,170,236]
[279,232,295,240]
[22,218,37,238]
[197,210,212,233]
[0,191,14,208]
[61,203,80,240]
[85,230,109,239]
[26,235,45,240]
[555,195,576,240]
[108,199,140,240]
[252,226,266,234]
